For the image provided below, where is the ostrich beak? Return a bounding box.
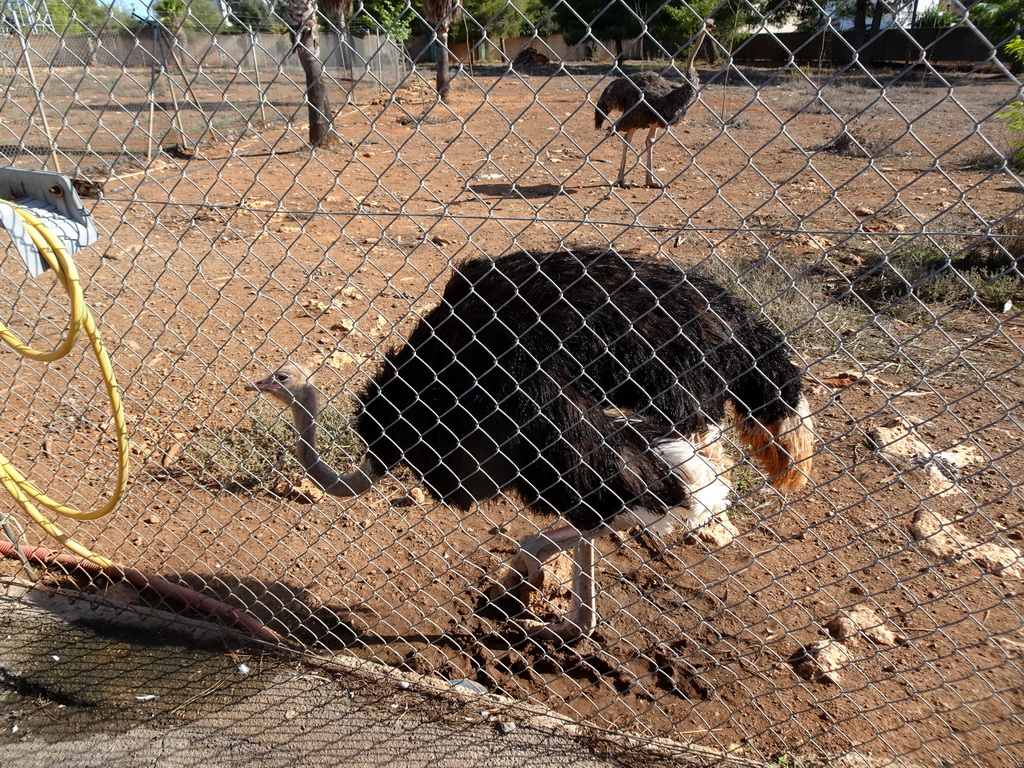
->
[244,375,289,401]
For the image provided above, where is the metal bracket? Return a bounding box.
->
[0,167,99,277]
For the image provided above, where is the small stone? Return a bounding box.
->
[450,678,487,694]
[691,515,738,547]
[288,478,325,503]
[825,606,904,647]
[794,639,848,684]
[393,487,427,507]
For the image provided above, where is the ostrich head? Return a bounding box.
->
[245,361,314,408]
[684,18,715,83]
[246,361,381,497]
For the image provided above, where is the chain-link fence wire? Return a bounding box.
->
[0,0,1023,764]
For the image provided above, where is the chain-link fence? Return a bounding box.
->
[1,0,1022,765]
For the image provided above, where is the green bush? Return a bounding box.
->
[996,36,1024,170]
[912,6,959,28]
[350,0,413,42]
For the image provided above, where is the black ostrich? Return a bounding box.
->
[595,19,715,189]
[248,248,814,642]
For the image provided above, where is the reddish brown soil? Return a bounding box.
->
[1,63,1022,767]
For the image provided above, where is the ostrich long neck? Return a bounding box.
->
[683,26,709,86]
[289,385,378,496]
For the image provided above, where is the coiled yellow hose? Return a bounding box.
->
[0,202,129,568]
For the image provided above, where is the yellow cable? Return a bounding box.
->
[0,212,83,361]
[0,201,129,568]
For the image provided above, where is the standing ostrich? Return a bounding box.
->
[247,248,814,642]
[595,19,715,189]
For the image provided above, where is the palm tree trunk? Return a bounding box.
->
[436,23,451,102]
[424,0,460,103]
[288,0,338,147]
[852,0,868,50]
[298,46,336,146]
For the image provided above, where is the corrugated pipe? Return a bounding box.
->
[0,540,285,645]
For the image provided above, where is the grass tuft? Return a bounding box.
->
[189,397,363,490]
[857,214,1024,315]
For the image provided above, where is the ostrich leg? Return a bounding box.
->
[616,128,637,188]
[644,126,663,188]
[494,524,600,642]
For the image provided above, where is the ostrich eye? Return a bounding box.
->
[276,372,289,383]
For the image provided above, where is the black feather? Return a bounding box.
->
[355,248,805,532]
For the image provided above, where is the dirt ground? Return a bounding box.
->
[1,61,1023,767]
[2,584,730,768]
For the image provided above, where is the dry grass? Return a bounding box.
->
[186,397,362,490]
[820,125,916,159]
[856,213,1024,317]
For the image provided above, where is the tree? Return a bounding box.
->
[445,0,557,64]
[423,0,461,102]
[760,0,824,30]
[912,6,958,28]
[971,0,1024,47]
[996,35,1024,166]
[233,0,287,32]
[153,0,225,32]
[459,0,520,50]
[350,0,413,42]
[654,0,747,58]
[761,0,888,54]
[44,0,131,33]
[556,0,647,60]
[286,0,345,146]
[153,0,186,28]
[556,0,726,63]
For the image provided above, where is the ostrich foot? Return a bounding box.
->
[487,531,597,642]
[488,570,593,643]
[644,177,666,189]
[519,616,587,643]
[487,548,569,614]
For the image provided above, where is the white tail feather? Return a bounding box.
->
[616,435,732,536]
